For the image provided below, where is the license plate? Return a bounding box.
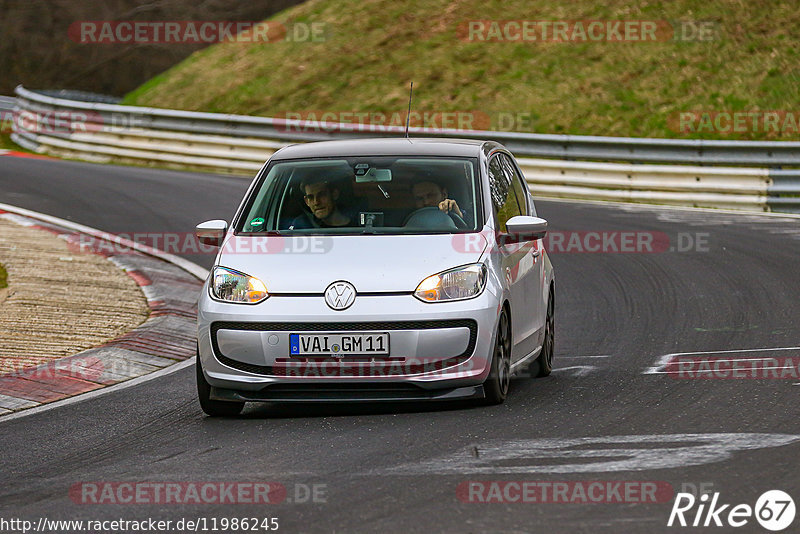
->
[289,333,389,356]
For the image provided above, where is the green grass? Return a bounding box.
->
[0,263,7,289]
[123,0,800,140]
[0,134,22,151]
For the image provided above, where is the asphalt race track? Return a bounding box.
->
[1,156,799,533]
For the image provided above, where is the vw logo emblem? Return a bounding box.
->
[324,281,356,311]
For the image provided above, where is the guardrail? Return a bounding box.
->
[11,85,800,213]
[0,96,16,112]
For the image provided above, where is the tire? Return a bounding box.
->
[483,308,512,405]
[536,287,555,378]
[196,351,245,417]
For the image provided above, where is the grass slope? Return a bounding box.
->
[123,0,800,140]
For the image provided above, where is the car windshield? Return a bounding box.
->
[237,156,482,235]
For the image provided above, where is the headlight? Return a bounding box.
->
[414,264,487,303]
[210,267,268,304]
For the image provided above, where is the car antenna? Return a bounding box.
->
[404,82,414,139]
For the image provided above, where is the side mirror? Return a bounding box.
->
[195,219,228,247]
[505,216,548,241]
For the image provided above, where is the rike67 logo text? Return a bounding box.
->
[668,490,795,531]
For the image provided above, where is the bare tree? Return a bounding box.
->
[0,0,304,96]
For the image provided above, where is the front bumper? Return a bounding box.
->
[210,383,486,403]
[197,282,501,396]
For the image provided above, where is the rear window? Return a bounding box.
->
[237,156,482,235]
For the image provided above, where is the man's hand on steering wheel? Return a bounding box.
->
[438,198,463,218]
[436,199,467,229]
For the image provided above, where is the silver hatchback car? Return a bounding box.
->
[195,138,554,416]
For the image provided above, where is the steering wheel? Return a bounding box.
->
[403,206,458,230]
[448,210,468,229]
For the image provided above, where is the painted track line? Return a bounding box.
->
[644,346,800,375]
[0,359,195,423]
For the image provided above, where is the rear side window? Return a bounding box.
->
[488,154,522,232]
[500,154,532,216]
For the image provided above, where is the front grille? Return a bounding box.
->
[211,319,478,376]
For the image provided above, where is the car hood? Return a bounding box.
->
[217,232,489,293]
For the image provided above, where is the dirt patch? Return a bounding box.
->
[0,217,150,374]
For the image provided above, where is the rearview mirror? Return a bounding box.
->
[505,216,548,241]
[195,219,228,247]
[355,167,392,183]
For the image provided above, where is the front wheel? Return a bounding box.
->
[196,351,245,417]
[536,288,555,377]
[483,308,512,405]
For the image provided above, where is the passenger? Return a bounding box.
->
[290,178,351,229]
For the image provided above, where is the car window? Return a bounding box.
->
[488,154,523,232]
[500,153,531,216]
[237,156,481,235]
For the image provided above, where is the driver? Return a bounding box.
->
[412,180,465,220]
[290,177,351,229]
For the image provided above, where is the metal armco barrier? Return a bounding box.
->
[768,170,800,213]
[516,158,770,212]
[0,96,16,112]
[11,85,800,213]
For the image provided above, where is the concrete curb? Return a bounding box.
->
[0,206,208,417]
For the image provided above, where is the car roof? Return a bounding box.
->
[270,138,501,160]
